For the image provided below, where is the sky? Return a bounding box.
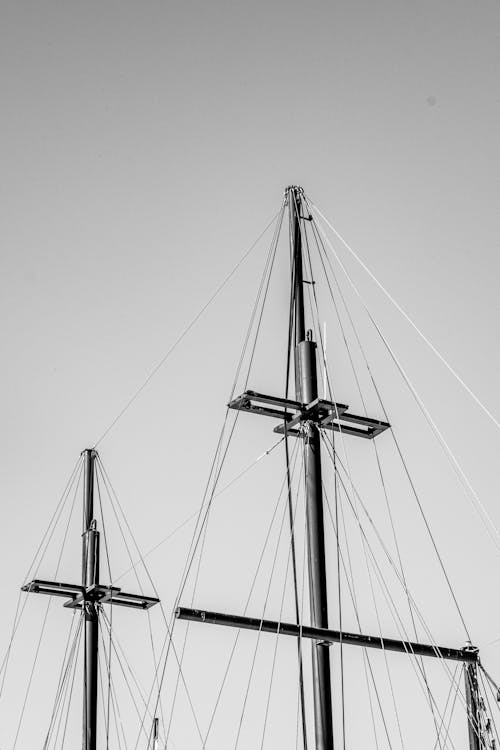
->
[1,0,500,747]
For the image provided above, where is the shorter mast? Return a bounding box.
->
[22,448,160,749]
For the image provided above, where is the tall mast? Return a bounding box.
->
[290,186,334,749]
[82,449,99,750]
[178,184,486,750]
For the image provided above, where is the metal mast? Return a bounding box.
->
[82,449,99,750]
[177,184,485,750]
[22,449,160,748]
[290,185,334,749]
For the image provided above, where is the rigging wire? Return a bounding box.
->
[98,616,131,750]
[325,470,383,749]
[325,467,457,748]
[93,209,282,449]
[164,490,213,748]
[309,208,472,641]
[12,456,82,750]
[204,440,302,748]
[100,609,157,746]
[305,204,483,745]
[59,611,84,749]
[332,442,348,750]
[0,455,84,697]
[223,442,303,748]
[111,437,284,584]
[94,458,202,747]
[301,192,406,747]
[479,669,500,748]
[434,665,461,750]
[329,445,480,748]
[309,200,500,435]
[42,611,80,748]
[320,434,463,747]
[95,470,115,748]
[97,639,111,749]
[259,444,307,749]
[146,204,286,745]
[284,207,308,750]
[304,215,441,746]
[301,220,405,747]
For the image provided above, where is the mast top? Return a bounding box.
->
[81,447,98,458]
[285,184,304,196]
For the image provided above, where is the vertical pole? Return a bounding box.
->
[290,187,334,750]
[465,662,482,750]
[82,449,99,750]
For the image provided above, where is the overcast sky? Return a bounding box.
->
[1,1,500,747]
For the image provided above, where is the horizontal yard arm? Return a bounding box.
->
[176,607,478,664]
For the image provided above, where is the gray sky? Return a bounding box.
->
[1,1,500,747]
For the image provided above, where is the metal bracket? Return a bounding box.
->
[228,390,390,440]
[22,578,159,611]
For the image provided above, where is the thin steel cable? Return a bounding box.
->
[310,196,500,560]
[98,618,131,750]
[296,491,308,750]
[327,445,466,743]
[131,412,236,749]
[112,436,284,584]
[302,218,355,748]
[99,618,130,750]
[12,459,82,749]
[232,200,286,398]
[302,231,402,747]
[284,431,308,750]
[96,468,168,741]
[0,457,83,695]
[164,496,213,747]
[95,459,203,747]
[42,610,79,748]
[431,663,460,750]
[325,474,397,750]
[100,610,154,746]
[259,444,306,750]
[173,210,288,746]
[207,438,303,749]
[307,225,417,747]
[95,468,114,747]
[283,215,308,750]
[93,209,282,448]
[328,253,438,745]
[438,668,462,750]
[310,200,500,434]
[332,444,347,750]
[234,442,304,749]
[312,213,472,641]
[142,207,286,740]
[321,441,459,747]
[143,417,241,748]
[59,611,84,749]
[308,211,469,743]
[296,217,387,746]
[97,643,111,749]
[52,614,84,749]
[320,438,383,747]
[479,670,500,747]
